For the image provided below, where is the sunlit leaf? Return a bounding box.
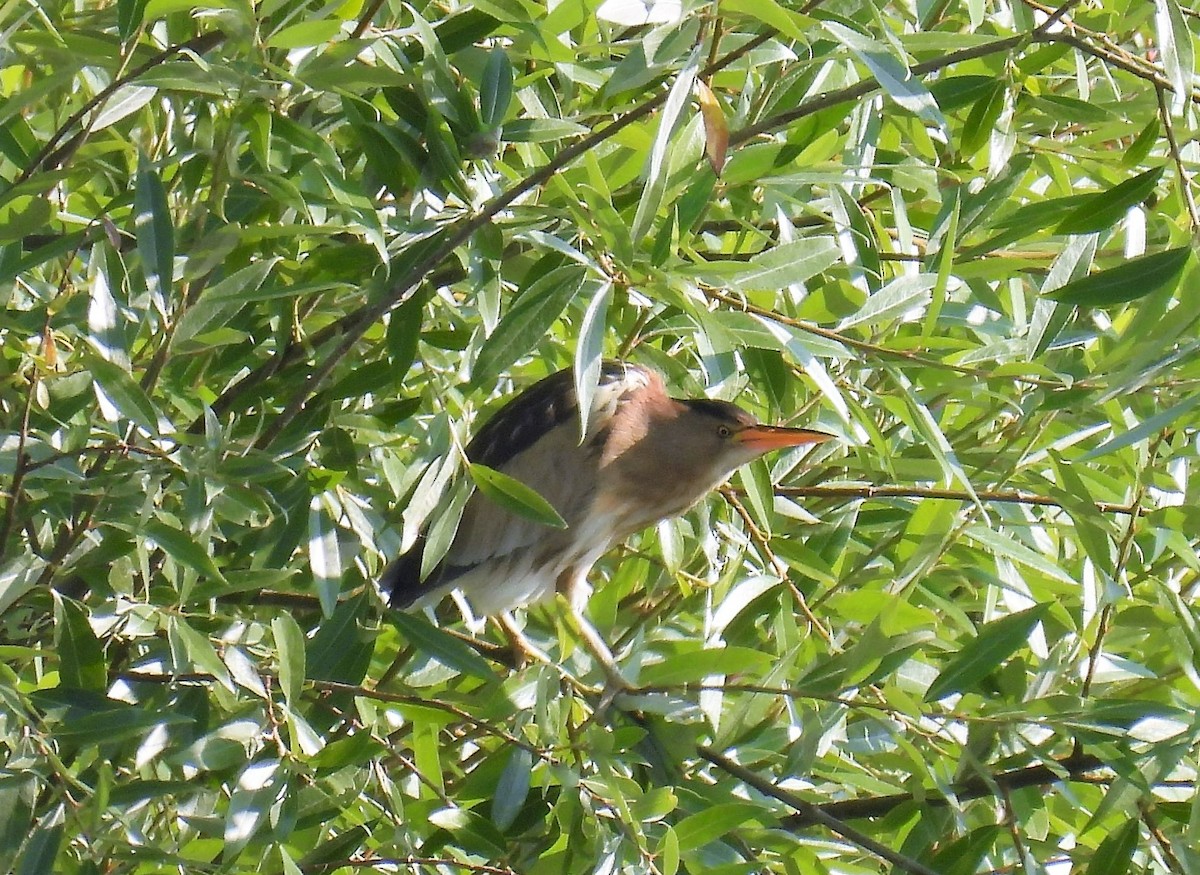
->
[925,604,1051,701]
[468,463,567,529]
[1046,246,1190,306]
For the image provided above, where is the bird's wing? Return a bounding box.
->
[445,361,656,569]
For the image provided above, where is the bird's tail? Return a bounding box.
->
[381,538,429,609]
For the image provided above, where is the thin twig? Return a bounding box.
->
[1081,435,1156,698]
[704,287,1087,391]
[1156,86,1200,232]
[768,483,1139,515]
[783,750,1108,826]
[719,486,834,644]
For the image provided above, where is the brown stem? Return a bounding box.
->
[770,483,1139,515]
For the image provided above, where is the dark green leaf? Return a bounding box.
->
[1084,820,1139,875]
[88,355,160,434]
[472,265,587,385]
[674,802,771,852]
[390,612,496,682]
[307,591,374,685]
[468,463,567,530]
[492,747,532,831]
[925,604,1051,701]
[960,81,1006,155]
[15,823,63,875]
[1055,167,1163,235]
[273,614,306,706]
[298,825,371,868]
[116,0,149,39]
[1046,247,1191,306]
[134,152,174,295]
[144,519,226,583]
[479,48,513,129]
[54,597,106,692]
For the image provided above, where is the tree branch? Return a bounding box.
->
[770,483,1139,515]
[698,745,946,875]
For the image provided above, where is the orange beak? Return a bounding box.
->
[735,425,836,454]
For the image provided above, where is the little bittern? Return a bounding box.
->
[384,361,833,680]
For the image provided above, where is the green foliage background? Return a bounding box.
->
[3,0,1200,871]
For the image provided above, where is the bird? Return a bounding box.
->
[383,360,834,682]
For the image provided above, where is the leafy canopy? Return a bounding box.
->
[2,0,1200,872]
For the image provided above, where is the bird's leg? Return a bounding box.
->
[565,604,635,692]
[555,568,636,691]
[496,611,606,695]
[496,611,552,669]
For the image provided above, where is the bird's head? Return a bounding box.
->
[671,398,834,480]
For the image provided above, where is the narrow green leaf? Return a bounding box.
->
[1084,820,1139,875]
[930,824,1002,875]
[500,118,589,142]
[468,463,567,529]
[420,477,471,581]
[117,0,149,39]
[492,747,532,831]
[390,612,496,682]
[272,614,307,706]
[925,604,1050,701]
[1048,454,1114,572]
[1122,119,1160,168]
[1055,167,1163,235]
[639,646,775,686]
[168,617,234,692]
[87,245,127,367]
[297,825,370,868]
[838,273,936,331]
[960,81,1006,155]
[54,705,194,745]
[573,280,611,442]
[1155,0,1194,115]
[88,355,160,434]
[1081,392,1200,461]
[479,48,513,129]
[144,519,226,583]
[657,825,680,875]
[963,525,1076,584]
[386,289,425,381]
[172,258,278,346]
[824,21,947,131]
[674,802,770,852]
[225,760,283,856]
[15,823,63,875]
[732,237,840,292]
[307,498,342,618]
[265,19,341,49]
[472,265,587,386]
[307,592,373,685]
[631,45,700,242]
[721,0,807,40]
[54,597,106,691]
[134,152,173,295]
[1046,247,1190,307]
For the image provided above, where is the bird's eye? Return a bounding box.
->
[717,425,733,439]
